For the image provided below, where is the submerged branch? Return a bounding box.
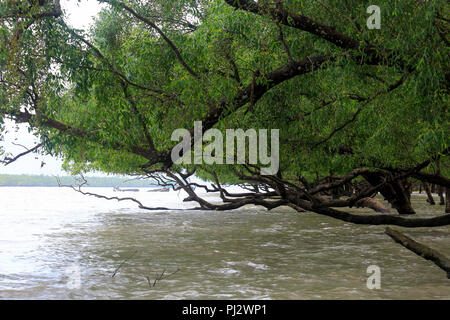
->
[306,205,450,228]
[56,176,180,211]
[385,227,450,279]
[112,250,138,278]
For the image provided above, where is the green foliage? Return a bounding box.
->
[0,0,448,183]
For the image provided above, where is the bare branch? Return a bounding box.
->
[111,250,138,278]
[56,175,177,211]
[1,143,43,166]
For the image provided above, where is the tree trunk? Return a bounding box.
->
[385,227,450,279]
[404,179,412,200]
[446,187,450,214]
[438,185,445,205]
[363,173,415,215]
[423,182,435,205]
[355,197,390,213]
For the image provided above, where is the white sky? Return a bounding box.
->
[0,0,104,175]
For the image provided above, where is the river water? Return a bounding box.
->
[0,187,449,299]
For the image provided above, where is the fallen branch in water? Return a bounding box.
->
[355,197,390,213]
[385,227,450,279]
[56,175,184,211]
[144,268,180,288]
[153,269,166,287]
[112,250,138,278]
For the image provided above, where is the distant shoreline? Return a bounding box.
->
[0,174,157,188]
[0,185,153,188]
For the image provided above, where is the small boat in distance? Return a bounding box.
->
[113,186,140,192]
[147,187,170,192]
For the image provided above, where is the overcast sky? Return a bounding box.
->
[0,0,103,175]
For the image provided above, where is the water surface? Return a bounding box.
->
[0,187,449,299]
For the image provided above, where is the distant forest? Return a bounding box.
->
[0,174,157,187]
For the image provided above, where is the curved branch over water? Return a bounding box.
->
[385,227,450,278]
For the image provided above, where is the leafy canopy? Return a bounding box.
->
[0,0,448,181]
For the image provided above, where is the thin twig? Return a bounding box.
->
[111,250,138,278]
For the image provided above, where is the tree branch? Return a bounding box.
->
[385,227,450,278]
[1,143,43,166]
[56,175,178,211]
[224,0,358,50]
[102,0,200,79]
